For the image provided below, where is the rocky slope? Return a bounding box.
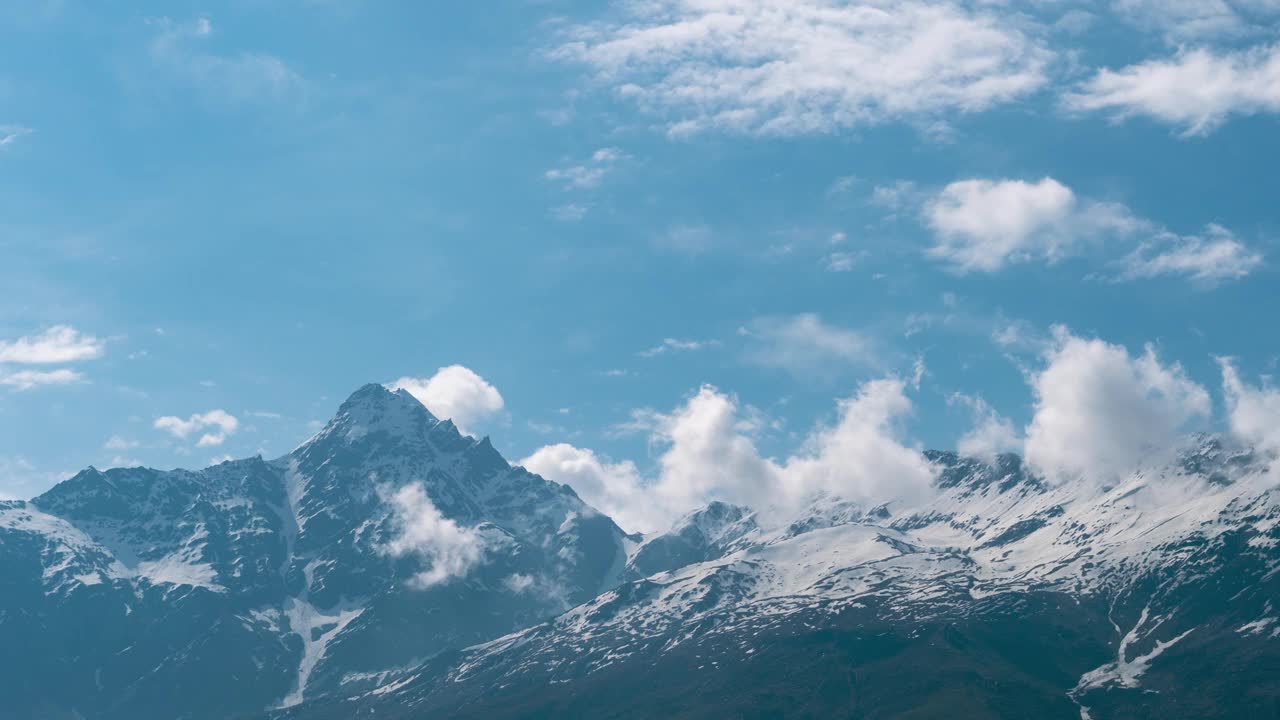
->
[3,384,1278,719]
[0,385,629,720]
[274,443,1280,719]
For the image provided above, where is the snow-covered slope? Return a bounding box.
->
[0,384,629,720]
[279,441,1280,719]
[5,387,1278,719]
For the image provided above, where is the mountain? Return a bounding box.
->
[274,443,1280,720]
[0,385,629,719]
[4,386,1279,719]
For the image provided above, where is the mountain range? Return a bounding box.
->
[3,384,1278,719]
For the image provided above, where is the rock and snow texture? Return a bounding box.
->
[3,385,1279,719]
[298,441,1280,719]
[0,384,629,720]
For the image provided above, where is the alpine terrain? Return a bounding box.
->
[4,384,1279,719]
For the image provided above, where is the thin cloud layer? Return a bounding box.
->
[555,0,1051,136]
[742,314,877,377]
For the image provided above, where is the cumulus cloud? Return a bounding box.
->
[917,178,1262,280]
[742,314,877,376]
[0,326,104,364]
[781,377,937,506]
[1064,44,1280,136]
[526,375,933,533]
[1024,327,1212,485]
[924,178,1140,273]
[382,483,488,589]
[1115,224,1263,284]
[554,0,1051,136]
[391,366,505,435]
[950,393,1021,461]
[1219,359,1280,459]
[520,444,663,533]
[154,410,240,447]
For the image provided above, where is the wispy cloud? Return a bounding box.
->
[0,368,84,391]
[640,337,720,358]
[0,126,33,149]
[545,147,628,189]
[741,314,877,377]
[1114,224,1263,285]
[146,16,303,107]
[1063,44,1280,136]
[0,326,104,364]
[554,0,1051,136]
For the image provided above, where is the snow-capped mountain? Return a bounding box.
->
[4,385,1279,719]
[0,385,629,720]
[274,442,1280,719]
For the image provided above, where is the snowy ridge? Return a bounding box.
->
[326,437,1280,717]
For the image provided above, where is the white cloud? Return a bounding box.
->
[0,126,33,148]
[919,178,1263,280]
[1064,44,1280,136]
[1024,327,1212,485]
[520,444,664,533]
[381,483,488,589]
[527,375,933,533]
[0,326,105,364]
[743,314,876,376]
[925,178,1140,273]
[1116,224,1263,284]
[545,147,627,189]
[154,409,240,447]
[554,0,1051,136]
[390,365,505,435]
[782,377,937,505]
[640,337,719,357]
[1219,358,1280,459]
[950,393,1020,462]
[0,368,84,391]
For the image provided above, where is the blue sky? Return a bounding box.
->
[2,0,1279,521]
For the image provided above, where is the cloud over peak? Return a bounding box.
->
[391,365,505,436]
